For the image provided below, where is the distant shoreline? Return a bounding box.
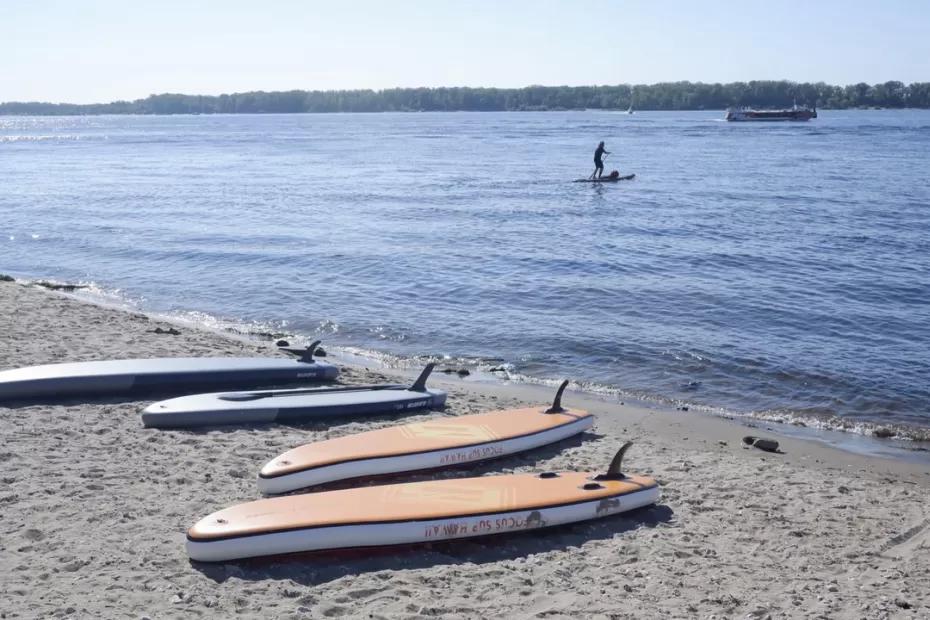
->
[2,107,924,118]
[2,80,928,115]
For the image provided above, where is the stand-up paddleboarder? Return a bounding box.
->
[591,141,610,179]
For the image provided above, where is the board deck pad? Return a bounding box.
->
[187,470,659,562]
[141,364,445,428]
[258,405,594,494]
[0,356,338,401]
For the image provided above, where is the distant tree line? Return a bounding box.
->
[2,81,929,115]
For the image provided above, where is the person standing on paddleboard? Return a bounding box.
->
[592,141,610,179]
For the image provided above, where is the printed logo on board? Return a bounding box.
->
[596,498,621,516]
[422,509,551,540]
[438,445,505,466]
[524,510,546,529]
[392,399,433,411]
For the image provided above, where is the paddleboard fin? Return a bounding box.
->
[411,363,435,392]
[595,441,633,480]
[279,340,321,363]
[544,380,569,413]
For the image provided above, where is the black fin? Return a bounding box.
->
[411,363,435,392]
[279,340,321,362]
[302,340,321,361]
[278,340,323,364]
[596,441,633,480]
[544,380,569,413]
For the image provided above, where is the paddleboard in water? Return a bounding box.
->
[573,173,635,183]
[187,442,659,562]
[142,364,445,428]
[258,380,592,494]
[0,341,338,402]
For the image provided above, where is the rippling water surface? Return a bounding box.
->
[2,111,929,436]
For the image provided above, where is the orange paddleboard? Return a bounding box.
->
[188,444,659,562]
[258,381,593,494]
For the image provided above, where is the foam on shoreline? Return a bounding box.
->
[10,273,930,451]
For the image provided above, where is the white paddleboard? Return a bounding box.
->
[188,443,658,562]
[142,364,445,428]
[0,341,337,401]
[258,380,592,494]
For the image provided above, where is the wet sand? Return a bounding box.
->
[1,280,928,619]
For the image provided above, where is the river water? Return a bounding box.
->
[2,110,929,441]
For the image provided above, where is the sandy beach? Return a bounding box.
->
[1,279,928,620]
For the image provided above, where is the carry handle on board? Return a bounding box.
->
[217,363,436,402]
[544,380,569,414]
[278,340,321,363]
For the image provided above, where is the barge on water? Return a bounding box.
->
[725,105,817,122]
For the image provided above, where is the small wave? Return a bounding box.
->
[744,408,930,443]
[163,309,291,341]
[0,134,84,143]
[23,277,141,306]
[22,276,301,345]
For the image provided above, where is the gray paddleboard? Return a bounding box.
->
[141,364,445,428]
[0,355,337,401]
[573,173,635,183]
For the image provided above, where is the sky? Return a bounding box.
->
[3,0,928,103]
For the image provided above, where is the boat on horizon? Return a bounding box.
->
[725,103,817,122]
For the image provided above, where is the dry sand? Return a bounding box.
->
[1,280,929,619]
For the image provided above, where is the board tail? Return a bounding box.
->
[411,363,435,392]
[544,380,569,413]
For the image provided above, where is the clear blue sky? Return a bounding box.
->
[3,0,928,103]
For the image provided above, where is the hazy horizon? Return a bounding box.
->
[4,0,928,104]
